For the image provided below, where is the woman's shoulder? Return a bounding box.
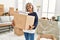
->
[33,12,37,15]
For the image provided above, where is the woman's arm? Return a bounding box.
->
[29,25,35,30]
[33,13,38,29]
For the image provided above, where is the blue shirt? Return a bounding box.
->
[28,12,38,29]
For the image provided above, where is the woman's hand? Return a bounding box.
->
[29,25,34,30]
[12,20,15,27]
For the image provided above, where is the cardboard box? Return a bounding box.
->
[9,7,14,15]
[0,12,4,16]
[13,13,35,30]
[14,27,24,36]
[0,4,4,16]
[37,34,56,40]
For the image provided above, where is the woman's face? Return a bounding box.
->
[26,3,33,12]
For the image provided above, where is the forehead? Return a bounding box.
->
[26,3,32,6]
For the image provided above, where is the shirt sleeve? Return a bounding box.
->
[33,12,38,29]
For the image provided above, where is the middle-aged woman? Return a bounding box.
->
[23,3,38,40]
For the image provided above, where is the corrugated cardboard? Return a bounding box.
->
[39,34,56,40]
[0,4,4,16]
[14,27,24,36]
[9,7,14,15]
[37,34,56,40]
[13,13,35,30]
[0,12,4,16]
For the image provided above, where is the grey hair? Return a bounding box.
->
[26,3,34,12]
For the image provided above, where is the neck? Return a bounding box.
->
[28,11,33,13]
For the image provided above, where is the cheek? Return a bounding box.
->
[29,8,32,10]
[30,9,32,11]
[27,8,30,10]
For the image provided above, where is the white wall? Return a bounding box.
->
[55,0,60,39]
[33,0,42,19]
[0,0,15,12]
[55,0,60,16]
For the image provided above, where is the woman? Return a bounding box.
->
[24,3,38,40]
